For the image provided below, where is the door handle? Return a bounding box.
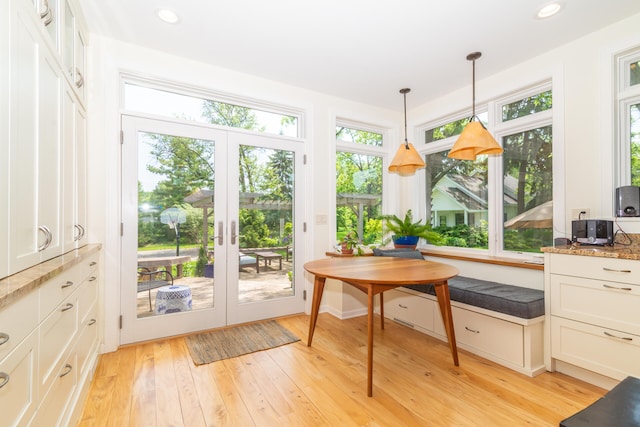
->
[214,221,223,245]
[231,220,237,245]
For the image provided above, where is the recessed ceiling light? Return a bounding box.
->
[156,9,179,24]
[537,2,562,19]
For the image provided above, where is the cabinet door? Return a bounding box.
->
[75,107,87,246]
[10,2,63,274]
[38,45,63,262]
[62,87,76,253]
[9,4,40,273]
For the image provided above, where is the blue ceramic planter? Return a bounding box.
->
[392,235,419,249]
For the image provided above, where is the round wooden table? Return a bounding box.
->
[304,256,460,397]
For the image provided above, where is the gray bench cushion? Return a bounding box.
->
[372,248,544,319]
[405,277,544,319]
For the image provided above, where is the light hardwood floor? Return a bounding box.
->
[79,313,605,426]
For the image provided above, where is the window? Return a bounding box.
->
[335,121,385,246]
[123,82,300,138]
[616,48,640,186]
[420,84,553,255]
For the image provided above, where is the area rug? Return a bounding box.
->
[185,320,300,365]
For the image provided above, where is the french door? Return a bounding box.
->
[120,115,305,344]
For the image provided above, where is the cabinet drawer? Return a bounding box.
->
[436,306,524,367]
[39,291,78,395]
[39,268,83,320]
[76,303,98,376]
[77,273,98,325]
[0,290,38,361]
[551,316,640,381]
[550,274,640,335]
[549,253,640,283]
[0,330,38,427]
[384,289,435,331]
[30,351,78,427]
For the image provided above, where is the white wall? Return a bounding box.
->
[87,12,640,350]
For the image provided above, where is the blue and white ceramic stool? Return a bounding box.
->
[155,285,192,314]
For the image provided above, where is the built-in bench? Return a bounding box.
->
[374,248,546,376]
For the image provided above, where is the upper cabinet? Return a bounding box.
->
[5,0,88,278]
[62,0,86,101]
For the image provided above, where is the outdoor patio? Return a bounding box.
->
[136,258,294,317]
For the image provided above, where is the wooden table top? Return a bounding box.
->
[304,256,459,285]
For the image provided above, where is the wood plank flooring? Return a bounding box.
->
[79,313,606,426]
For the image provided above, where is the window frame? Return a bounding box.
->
[615,48,640,188]
[417,81,556,259]
[334,118,389,247]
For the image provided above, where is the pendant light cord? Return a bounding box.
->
[404,91,409,148]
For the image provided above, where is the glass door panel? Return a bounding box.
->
[121,116,227,344]
[226,134,305,324]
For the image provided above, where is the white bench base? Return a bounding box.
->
[383,287,545,377]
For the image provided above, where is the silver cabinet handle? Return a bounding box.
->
[89,261,97,267]
[0,333,9,346]
[38,225,52,251]
[603,284,633,291]
[75,69,84,88]
[0,373,9,389]
[61,303,74,312]
[40,0,53,26]
[231,220,237,245]
[465,326,480,334]
[398,304,408,309]
[61,281,74,289]
[88,276,97,282]
[213,221,223,246]
[88,319,96,326]
[604,331,633,341]
[59,364,73,378]
[602,267,631,273]
[74,224,85,241]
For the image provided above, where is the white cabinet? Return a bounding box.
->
[383,287,544,376]
[0,248,100,426]
[545,253,640,385]
[9,0,63,275]
[0,331,39,427]
[62,87,88,252]
[7,0,88,278]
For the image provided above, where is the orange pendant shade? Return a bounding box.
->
[448,121,502,160]
[388,142,425,176]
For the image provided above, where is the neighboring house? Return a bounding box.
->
[431,174,518,227]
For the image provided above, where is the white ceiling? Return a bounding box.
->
[79,0,640,111]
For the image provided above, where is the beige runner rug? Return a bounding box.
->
[185,319,300,365]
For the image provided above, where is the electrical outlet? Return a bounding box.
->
[571,208,590,219]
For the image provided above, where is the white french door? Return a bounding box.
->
[120,115,305,344]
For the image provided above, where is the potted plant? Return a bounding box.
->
[340,231,359,255]
[381,209,441,249]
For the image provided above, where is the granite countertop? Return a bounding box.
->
[541,233,640,260]
[0,244,101,310]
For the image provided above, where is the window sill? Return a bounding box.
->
[419,248,544,271]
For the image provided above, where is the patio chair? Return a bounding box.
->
[137,267,174,310]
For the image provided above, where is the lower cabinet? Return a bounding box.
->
[383,288,545,376]
[0,247,100,426]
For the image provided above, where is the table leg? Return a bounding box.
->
[379,292,385,330]
[278,257,282,270]
[367,288,375,397]
[434,281,459,366]
[307,276,326,346]
[176,263,184,278]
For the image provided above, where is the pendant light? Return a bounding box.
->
[388,88,426,176]
[448,52,503,160]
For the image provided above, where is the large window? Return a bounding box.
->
[421,85,553,255]
[335,121,384,246]
[616,48,640,186]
